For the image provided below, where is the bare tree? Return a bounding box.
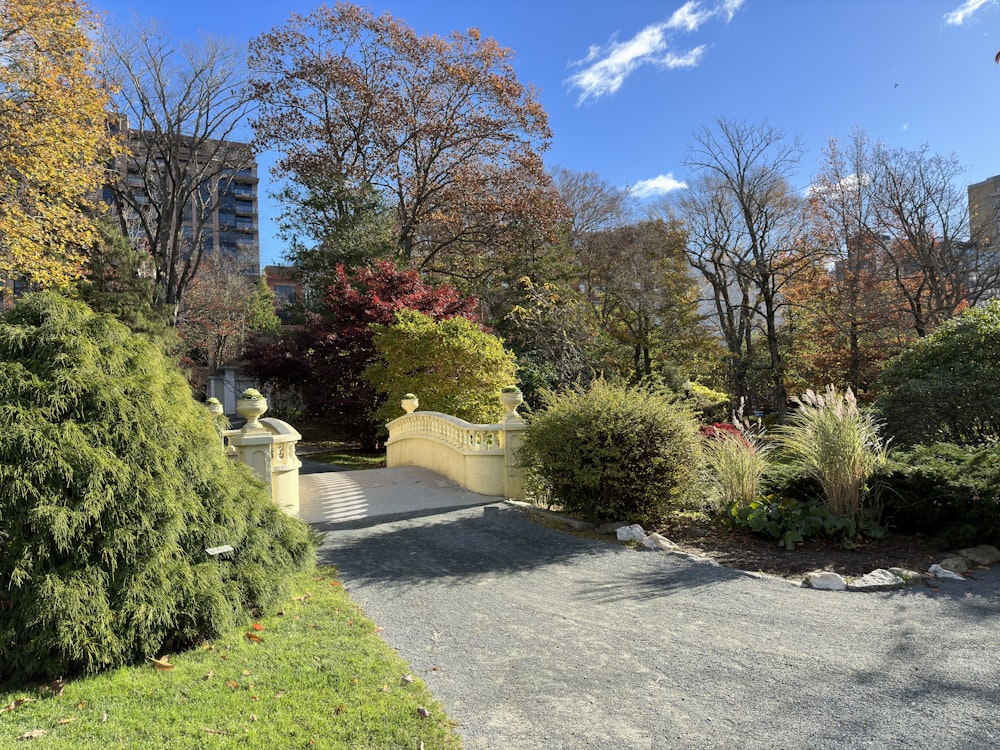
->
[679,118,811,419]
[866,143,997,335]
[101,21,255,321]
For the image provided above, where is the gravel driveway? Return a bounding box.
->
[317,503,1000,749]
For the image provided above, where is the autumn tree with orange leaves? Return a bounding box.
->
[0,0,119,288]
[248,3,564,293]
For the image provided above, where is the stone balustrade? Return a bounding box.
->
[386,393,526,499]
[224,408,302,516]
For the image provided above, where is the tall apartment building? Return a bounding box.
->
[968,174,1000,247]
[106,125,261,274]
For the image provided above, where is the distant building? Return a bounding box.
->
[263,265,305,324]
[968,175,1000,248]
[105,125,260,273]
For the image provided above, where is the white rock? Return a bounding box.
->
[937,556,972,575]
[640,533,679,551]
[956,545,1000,565]
[928,564,966,581]
[616,524,647,542]
[805,571,847,591]
[847,569,905,591]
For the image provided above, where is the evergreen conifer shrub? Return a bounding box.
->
[520,380,701,524]
[0,293,315,681]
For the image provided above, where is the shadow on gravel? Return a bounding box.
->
[576,557,759,602]
[318,504,624,586]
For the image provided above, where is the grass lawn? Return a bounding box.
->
[0,566,460,749]
[305,450,386,471]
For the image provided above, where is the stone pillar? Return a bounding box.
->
[501,390,526,500]
[224,417,302,516]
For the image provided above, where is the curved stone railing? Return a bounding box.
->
[386,395,525,499]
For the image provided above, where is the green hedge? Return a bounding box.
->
[877,442,1000,549]
[0,293,316,681]
[520,380,701,524]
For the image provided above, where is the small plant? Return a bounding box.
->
[727,495,884,550]
[403,392,417,400]
[240,387,264,400]
[701,417,770,509]
[501,385,521,393]
[776,385,888,525]
[205,397,221,405]
[520,379,702,524]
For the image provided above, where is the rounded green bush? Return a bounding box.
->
[520,380,702,524]
[0,293,316,681]
[877,301,1000,446]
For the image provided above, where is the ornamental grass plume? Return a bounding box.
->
[701,410,770,509]
[776,385,888,523]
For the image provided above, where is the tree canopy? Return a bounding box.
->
[0,0,119,287]
[249,3,564,287]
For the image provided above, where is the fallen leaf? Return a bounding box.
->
[249,714,258,722]
[274,690,286,699]
[375,626,384,633]
[56,718,76,725]
[276,610,285,617]
[101,712,107,723]
[430,666,442,671]
[251,695,259,702]
[330,581,340,587]
[204,671,214,681]
[77,700,86,708]
[353,678,359,684]
[225,680,239,690]
[292,592,312,602]
[401,674,414,684]
[242,670,251,677]
[1,698,32,713]
[416,706,431,719]
[251,623,264,631]
[202,728,227,735]
[335,704,345,715]
[19,729,45,739]
[147,656,174,671]
[381,684,389,693]
[246,632,263,643]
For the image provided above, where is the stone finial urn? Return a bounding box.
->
[237,388,268,431]
[401,393,419,414]
[500,387,523,421]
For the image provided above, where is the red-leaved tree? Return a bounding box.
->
[245,261,478,446]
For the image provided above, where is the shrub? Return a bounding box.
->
[877,442,1000,548]
[519,380,702,524]
[364,309,517,426]
[776,386,888,524]
[726,495,883,550]
[689,382,731,423]
[877,300,1000,446]
[0,293,316,681]
[701,421,770,509]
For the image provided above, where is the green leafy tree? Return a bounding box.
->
[365,309,517,427]
[877,300,1000,446]
[0,293,315,681]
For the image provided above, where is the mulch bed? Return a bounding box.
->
[659,517,945,580]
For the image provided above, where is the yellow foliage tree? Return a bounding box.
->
[0,0,118,287]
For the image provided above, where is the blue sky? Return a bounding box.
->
[93,0,1000,267]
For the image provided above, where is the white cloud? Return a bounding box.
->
[944,0,996,25]
[901,122,910,132]
[567,0,744,104]
[630,173,689,198]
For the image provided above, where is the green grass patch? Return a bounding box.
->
[0,566,460,749]
[306,451,386,471]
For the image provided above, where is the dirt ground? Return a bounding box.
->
[659,516,946,580]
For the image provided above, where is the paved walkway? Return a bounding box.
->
[298,466,495,527]
[309,469,1000,750]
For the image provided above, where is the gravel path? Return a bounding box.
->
[317,503,1000,749]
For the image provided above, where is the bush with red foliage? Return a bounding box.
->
[700,422,748,443]
[246,261,478,447]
